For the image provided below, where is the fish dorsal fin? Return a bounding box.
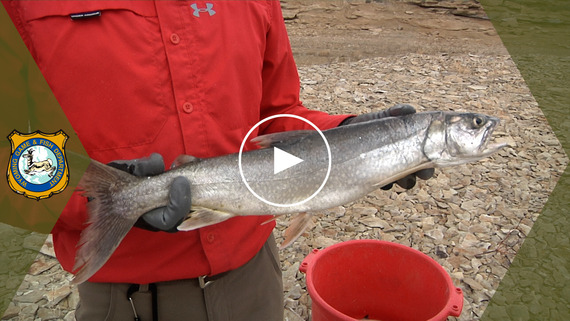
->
[177,207,236,231]
[171,154,200,169]
[280,212,313,249]
[251,130,314,149]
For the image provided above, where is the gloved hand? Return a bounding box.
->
[340,104,435,190]
[107,153,191,232]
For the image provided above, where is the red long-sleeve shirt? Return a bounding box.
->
[3,0,349,283]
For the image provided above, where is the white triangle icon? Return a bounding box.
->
[274,147,304,175]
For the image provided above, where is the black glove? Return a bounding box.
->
[108,153,191,232]
[339,104,435,190]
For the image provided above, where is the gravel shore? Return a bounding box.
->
[3,1,569,319]
[3,51,567,321]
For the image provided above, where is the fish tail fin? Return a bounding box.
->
[72,160,140,284]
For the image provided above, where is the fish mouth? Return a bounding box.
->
[480,142,509,156]
[478,117,509,156]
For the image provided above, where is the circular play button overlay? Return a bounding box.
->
[238,114,331,208]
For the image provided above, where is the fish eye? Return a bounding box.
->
[473,116,485,127]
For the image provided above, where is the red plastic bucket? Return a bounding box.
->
[299,240,463,321]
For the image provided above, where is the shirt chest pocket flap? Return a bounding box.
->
[20,2,173,153]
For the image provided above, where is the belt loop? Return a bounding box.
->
[198,275,212,289]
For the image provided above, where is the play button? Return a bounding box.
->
[238,114,331,208]
[274,147,303,175]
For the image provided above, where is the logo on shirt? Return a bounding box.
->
[191,3,216,17]
[6,130,69,200]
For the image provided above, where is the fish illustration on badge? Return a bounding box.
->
[7,130,69,201]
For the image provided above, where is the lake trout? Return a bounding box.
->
[74,111,508,283]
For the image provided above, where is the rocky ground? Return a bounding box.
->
[3,1,568,320]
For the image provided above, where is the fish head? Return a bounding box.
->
[426,112,508,166]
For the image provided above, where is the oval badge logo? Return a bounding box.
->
[7,130,69,200]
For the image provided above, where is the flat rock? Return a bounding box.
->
[360,216,390,229]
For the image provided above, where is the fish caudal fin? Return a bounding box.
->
[73,160,140,284]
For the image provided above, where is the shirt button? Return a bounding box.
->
[170,33,180,45]
[206,233,216,243]
[182,102,193,113]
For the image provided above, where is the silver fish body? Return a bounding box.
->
[74,111,507,283]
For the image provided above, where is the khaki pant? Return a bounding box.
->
[76,235,283,321]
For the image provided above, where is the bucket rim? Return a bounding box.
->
[300,239,463,321]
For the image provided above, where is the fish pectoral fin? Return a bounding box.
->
[171,154,200,169]
[280,212,314,249]
[373,162,435,188]
[177,207,236,231]
[251,130,314,149]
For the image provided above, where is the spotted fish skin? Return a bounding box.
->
[74,111,507,283]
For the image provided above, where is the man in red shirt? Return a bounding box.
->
[4,1,431,320]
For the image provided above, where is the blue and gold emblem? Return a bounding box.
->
[7,130,69,200]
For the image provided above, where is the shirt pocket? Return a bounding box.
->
[20,1,172,153]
